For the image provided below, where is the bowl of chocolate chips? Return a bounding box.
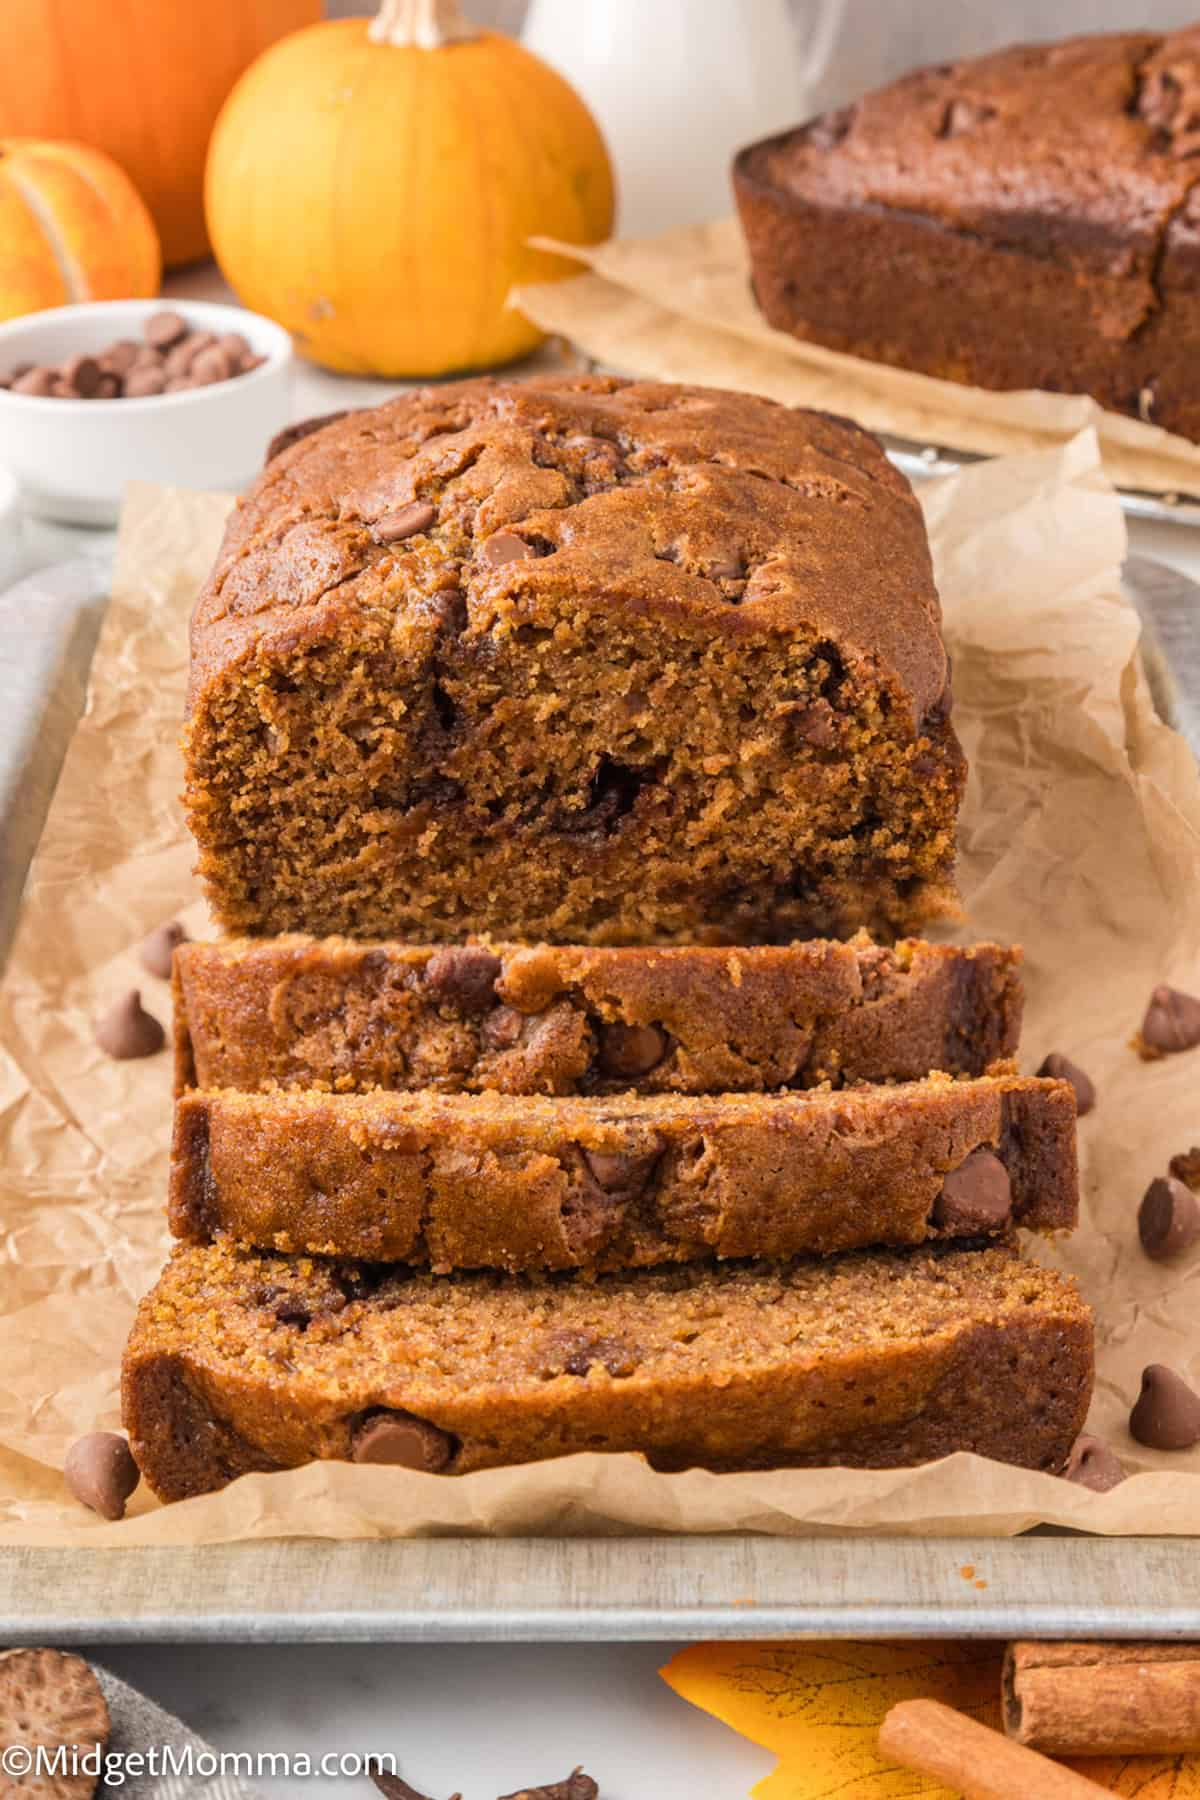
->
[0,299,292,524]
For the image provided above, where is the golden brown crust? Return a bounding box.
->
[173,934,1023,1097]
[168,1072,1078,1270]
[121,1238,1095,1501]
[734,29,1200,440]
[183,376,963,945]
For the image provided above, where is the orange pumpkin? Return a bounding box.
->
[0,0,321,267]
[0,139,161,322]
[204,0,615,377]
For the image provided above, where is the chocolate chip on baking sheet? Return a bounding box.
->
[351,1409,456,1471]
[931,1148,1012,1232]
[498,1770,600,1800]
[596,1020,668,1078]
[0,1648,110,1796]
[1130,1364,1200,1450]
[64,1431,140,1520]
[1036,1053,1096,1116]
[95,989,166,1059]
[1062,1433,1126,1492]
[1138,1175,1200,1259]
[1138,983,1200,1056]
[374,501,437,544]
[138,918,189,980]
[480,530,536,566]
[423,946,502,1013]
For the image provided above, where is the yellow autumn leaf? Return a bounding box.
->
[660,1640,1003,1799]
[661,1641,1200,1800]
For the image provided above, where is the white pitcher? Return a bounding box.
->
[521,0,845,236]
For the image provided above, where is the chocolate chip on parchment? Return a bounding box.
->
[597,1021,668,1079]
[375,501,437,544]
[1138,1175,1200,1259]
[1036,1053,1096,1116]
[64,1432,140,1521]
[1138,984,1200,1057]
[498,1770,599,1800]
[95,989,165,1059]
[143,308,189,351]
[351,1410,456,1472]
[423,946,502,1013]
[1063,1433,1126,1492]
[480,531,535,567]
[931,1148,1012,1232]
[1130,1364,1200,1450]
[138,919,189,980]
[0,1648,110,1799]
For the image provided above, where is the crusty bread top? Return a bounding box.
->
[188,374,948,722]
[737,29,1200,307]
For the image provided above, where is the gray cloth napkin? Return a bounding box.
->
[94,1666,263,1800]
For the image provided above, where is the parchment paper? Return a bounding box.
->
[513,218,1200,497]
[3,432,1200,1544]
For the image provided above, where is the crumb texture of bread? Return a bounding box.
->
[734,28,1200,441]
[168,1072,1078,1269]
[121,1238,1094,1501]
[173,934,1023,1097]
[184,376,963,945]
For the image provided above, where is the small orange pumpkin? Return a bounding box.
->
[0,139,161,323]
[204,0,615,377]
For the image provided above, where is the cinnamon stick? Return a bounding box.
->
[877,1698,1111,1799]
[1004,1640,1200,1754]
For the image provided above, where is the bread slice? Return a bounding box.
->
[183,376,964,947]
[173,934,1023,1098]
[122,1237,1094,1501]
[170,1071,1078,1270]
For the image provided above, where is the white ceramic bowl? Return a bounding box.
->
[0,300,294,525]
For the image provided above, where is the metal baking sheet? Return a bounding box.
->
[889,433,1200,528]
[2,555,1200,1642]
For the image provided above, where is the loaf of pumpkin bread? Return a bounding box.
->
[734,28,1200,440]
[170,1072,1077,1269]
[173,934,1023,1098]
[183,376,964,945]
[121,1237,1094,1501]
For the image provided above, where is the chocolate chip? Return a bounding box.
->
[274,1299,312,1327]
[543,1330,637,1379]
[64,1431,140,1520]
[0,1649,110,1779]
[423,946,502,1013]
[939,97,997,136]
[1063,1433,1126,1493]
[1138,1175,1200,1259]
[144,308,189,350]
[793,701,836,747]
[1169,1146,1200,1188]
[95,372,120,399]
[218,331,250,362]
[1037,1053,1096,1116]
[597,1021,668,1078]
[190,345,233,385]
[124,366,166,397]
[480,531,535,566]
[931,1147,1012,1232]
[1130,1364,1200,1449]
[95,989,166,1059]
[498,1770,599,1800]
[482,1004,526,1051]
[375,501,437,544]
[12,366,56,396]
[61,353,102,397]
[351,1410,455,1471]
[138,919,189,980]
[581,1143,663,1199]
[1139,984,1200,1056]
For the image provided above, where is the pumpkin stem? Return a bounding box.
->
[368,0,477,47]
